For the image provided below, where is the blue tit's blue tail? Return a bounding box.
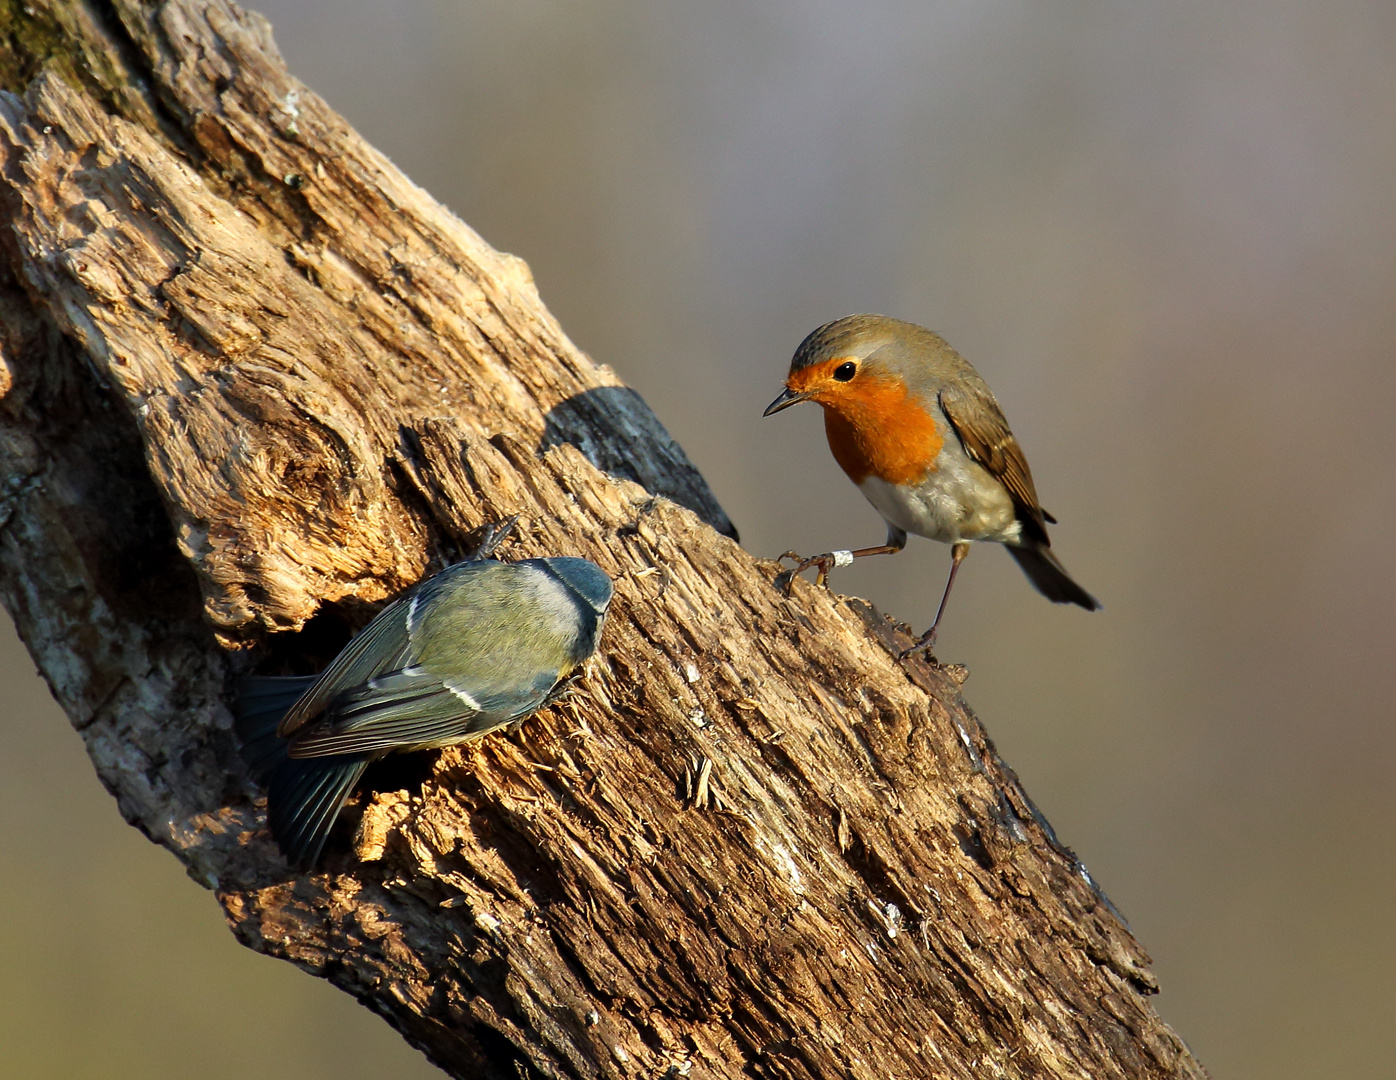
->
[263,752,369,870]
[235,676,316,778]
[235,676,370,869]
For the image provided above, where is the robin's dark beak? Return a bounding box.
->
[763,386,812,416]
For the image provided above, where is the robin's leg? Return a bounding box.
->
[900,541,970,659]
[776,527,907,591]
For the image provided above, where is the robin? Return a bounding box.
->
[763,314,1098,654]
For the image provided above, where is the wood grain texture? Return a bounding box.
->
[0,3,1205,1078]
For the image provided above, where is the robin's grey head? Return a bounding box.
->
[788,315,905,376]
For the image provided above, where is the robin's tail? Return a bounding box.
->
[235,676,370,869]
[1007,544,1100,611]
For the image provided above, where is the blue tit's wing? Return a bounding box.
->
[275,594,416,737]
[285,665,558,758]
[281,559,595,758]
[468,666,566,721]
[275,561,503,738]
[287,669,478,757]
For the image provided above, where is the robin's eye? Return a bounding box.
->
[833,361,857,382]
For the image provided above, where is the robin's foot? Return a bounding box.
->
[774,549,854,592]
[897,626,938,661]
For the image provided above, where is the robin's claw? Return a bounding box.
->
[773,551,806,591]
[772,551,838,593]
[897,627,938,661]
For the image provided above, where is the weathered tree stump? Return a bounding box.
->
[0,3,1206,1078]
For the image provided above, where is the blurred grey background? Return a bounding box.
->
[4,2,1394,1077]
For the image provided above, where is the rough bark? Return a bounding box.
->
[0,3,1206,1078]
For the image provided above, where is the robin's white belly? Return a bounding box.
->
[857,450,1021,545]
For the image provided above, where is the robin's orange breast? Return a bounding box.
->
[817,377,944,487]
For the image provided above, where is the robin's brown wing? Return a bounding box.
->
[937,381,1050,544]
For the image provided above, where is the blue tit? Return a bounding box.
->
[236,556,613,868]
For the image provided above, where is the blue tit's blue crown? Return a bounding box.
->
[538,557,614,615]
